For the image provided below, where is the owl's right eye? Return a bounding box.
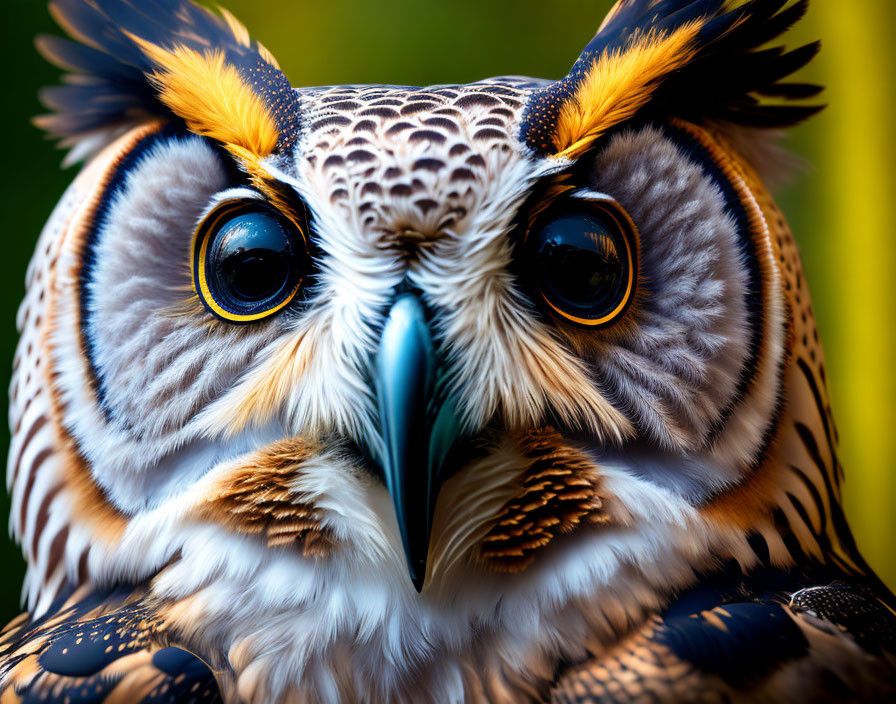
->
[192,202,309,323]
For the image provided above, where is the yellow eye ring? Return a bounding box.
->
[528,194,639,328]
[191,201,308,324]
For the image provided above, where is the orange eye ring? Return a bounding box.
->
[191,200,308,324]
[528,193,639,328]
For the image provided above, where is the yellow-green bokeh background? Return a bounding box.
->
[0,1,893,622]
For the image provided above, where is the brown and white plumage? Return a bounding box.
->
[3,0,895,702]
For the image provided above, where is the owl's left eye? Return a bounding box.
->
[193,202,309,323]
[527,194,638,328]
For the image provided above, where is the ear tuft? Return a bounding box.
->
[134,39,279,160]
[35,0,301,164]
[522,0,823,159]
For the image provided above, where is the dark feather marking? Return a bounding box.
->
[309,116,351,132]
[1,587,222,703]
[385,121,415,136]
[421,116,460,133]
[655,601,808,687]
[19,448,54,534]
[746,531,771,565]
[785,490,817,543]
[774,506,809,563]
[473,127,508,141]
[400,101,440,115]
[759,82,825,99]
[795,357,836,466]
[359,107,400,119]
[33,485,64,557]
[787,463,828,537]
[795,420,870,578]
[790,582,896,653]
[408,129,447,145]
[551,562,896,701]
[10,413,48,484]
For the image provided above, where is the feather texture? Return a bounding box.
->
[35,0,301,161]
[0,585,222,703]
[7,1,896,701]
[522,0,823,156]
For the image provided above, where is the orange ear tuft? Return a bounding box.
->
[522,0,822,158]
[36,0,300,165]
[552,24,701,160]
[132,37,280,160]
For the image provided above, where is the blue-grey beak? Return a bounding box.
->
[374,293,463,591]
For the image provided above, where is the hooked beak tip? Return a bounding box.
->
[411,572,425,593]
[374,292,463,593]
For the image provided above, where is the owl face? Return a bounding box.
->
[11,0,836,699]
[61,85,763,579]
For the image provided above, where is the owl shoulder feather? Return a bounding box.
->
[549,567,896,703]
[0,584,222,703]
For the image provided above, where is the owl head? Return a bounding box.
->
[10,0,853,699]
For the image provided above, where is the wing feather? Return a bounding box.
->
[0,586,221,704]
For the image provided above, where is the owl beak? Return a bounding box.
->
[374,293,463,592]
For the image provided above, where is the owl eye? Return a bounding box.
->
[193,202,308,323]
[530,197,637,327]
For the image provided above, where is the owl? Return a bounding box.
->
[1,0,894,702]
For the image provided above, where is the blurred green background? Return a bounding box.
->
[0,1,893,622]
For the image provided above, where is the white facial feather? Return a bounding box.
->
[75,438,755,703]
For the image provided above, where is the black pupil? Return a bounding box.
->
[208,211,295,311]
[535,210,629,320]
